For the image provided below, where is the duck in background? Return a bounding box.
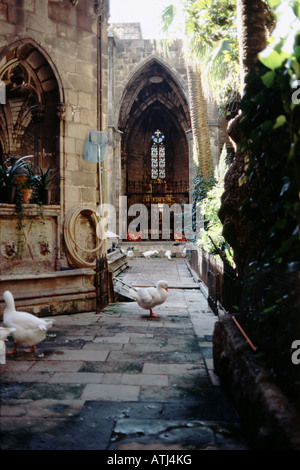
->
[142,250,158,259]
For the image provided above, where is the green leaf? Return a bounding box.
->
[273,115,287,129]
[261,120,273,132]
[263,305,277,314]
[294,45,300,61]
[259,48,288,70]
[291,57,300,79]
[292,2,300,19]
[267,0,281,8]
[161,5,176,33]
[261,70,276,87]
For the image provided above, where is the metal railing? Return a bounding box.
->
[188,247,241,314]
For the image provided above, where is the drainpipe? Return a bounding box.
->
[98,14,102,132]
[96,4,103,206]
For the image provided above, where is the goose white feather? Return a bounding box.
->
[3,290,54,354]
[0,326,16,341]
[142,249,158,259]
[135,280,168,318]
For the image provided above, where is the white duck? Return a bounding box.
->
[3,290,54,354]
[165,250,172,261]
[142,249,158,259]
[135,280,168,318]
[127,250,134,258]
[0,326,16,341]
[0,327,16,365]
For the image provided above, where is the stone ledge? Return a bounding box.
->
[0,268,96,316]
[0,267,94,283]
[213,315,300,450]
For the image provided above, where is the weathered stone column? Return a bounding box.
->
[30,104,45,167]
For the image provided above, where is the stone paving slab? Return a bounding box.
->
[0,258,249,450]
[119,258,197,288]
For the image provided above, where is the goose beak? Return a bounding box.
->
[165,287,168,291]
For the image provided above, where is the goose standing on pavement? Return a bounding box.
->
[135,280,168,318]
[142,250,158,259]
[3,291,54,354]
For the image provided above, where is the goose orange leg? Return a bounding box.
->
[6,343,18,355]
[7,344,36,354]
[150,309,158,318]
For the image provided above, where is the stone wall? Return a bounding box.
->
[0,1,109,313]
[0,0,109,274]
[0,203,60,275]
[213,315,300,450]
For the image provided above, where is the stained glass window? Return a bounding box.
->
[151,129,165,179]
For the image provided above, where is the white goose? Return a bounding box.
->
[0,326,16,341]
[135,280,168,318]
[142,249,158,259]
[3,291,54,354]
[0,327,16,365]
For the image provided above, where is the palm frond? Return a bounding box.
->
[161,5,177,33]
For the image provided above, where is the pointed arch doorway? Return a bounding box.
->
[118,59,191,241]
[0,40,64,204]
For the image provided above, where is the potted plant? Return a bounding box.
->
[0,157,27,203]
[33,165,59,205]
[18,162,36,203]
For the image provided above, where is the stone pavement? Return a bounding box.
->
[0,258,249,450]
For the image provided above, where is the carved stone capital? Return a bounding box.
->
[94,0,108,16]
[56,103,66,120]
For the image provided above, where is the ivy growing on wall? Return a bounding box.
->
[239,55,300,265]
[197,144,233,262]
[237,2,300,407]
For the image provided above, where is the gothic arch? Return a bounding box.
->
[0,39,64,202]
[0,38,65,103]
[118,57,191,239]
[116,55,189,126]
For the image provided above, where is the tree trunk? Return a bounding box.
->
[186,60,213,182]
[236,0,267,88]
[220,0,267,274]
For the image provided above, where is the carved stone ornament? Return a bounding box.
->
[56,103,66,120]
[94,0,105,16]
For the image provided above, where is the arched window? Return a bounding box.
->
[151,129,165,179]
